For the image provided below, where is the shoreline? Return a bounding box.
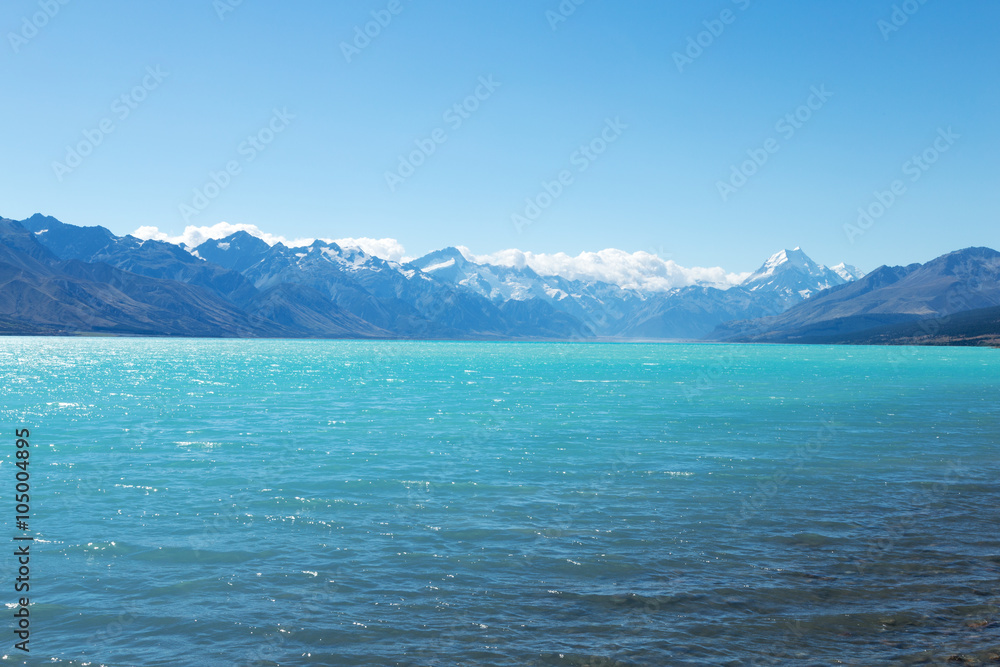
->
[1,331,997,349]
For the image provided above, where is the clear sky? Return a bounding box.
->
[2,0,998,274]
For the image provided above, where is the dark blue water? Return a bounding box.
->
[1,339,998,665]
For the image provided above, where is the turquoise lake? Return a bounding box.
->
[1,338,998,666]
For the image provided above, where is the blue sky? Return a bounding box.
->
[1,0,997,274]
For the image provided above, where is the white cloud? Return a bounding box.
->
[132,222,315,249]
[132,223,745,291]
[333,237,409,263]
[132,223,411,263]
[465,248,749,291]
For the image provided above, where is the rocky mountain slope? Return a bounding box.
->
[16,212,968,343]
[613,248,863,339]
[711,247,1000,344]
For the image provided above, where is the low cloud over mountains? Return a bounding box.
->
[133,222,751,292]
[3,212,996,346]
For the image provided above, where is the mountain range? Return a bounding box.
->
[711,246,1000,345]
[2,213,997,346]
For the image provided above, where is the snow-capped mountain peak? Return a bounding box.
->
[751,247,820,281]
[409,247,548,302]
[742,247,861,307]
[831,262,865,282]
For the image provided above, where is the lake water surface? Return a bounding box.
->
[1,338,998,665]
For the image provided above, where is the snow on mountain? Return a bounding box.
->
[135,222,310,249]
[8,212,993,343]
[409,247,650,335]
[615,248,865,340]
[410,247,555,303]
[745,247,820,282]
[186,233,592,339]
[831,262,865,282]
[712,247,1000,343]
[136,222,863,297]
[135,221,865,337]
[741,247,857,307]
[463,247,748,292]
[134,223,408,263]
